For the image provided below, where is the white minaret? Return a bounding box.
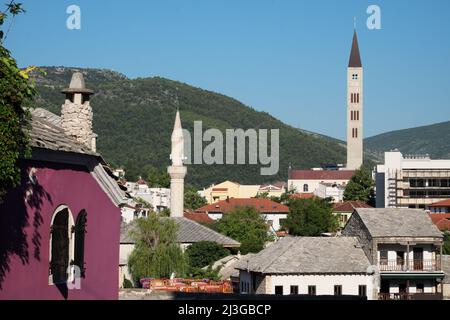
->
[346,30,363,170]
[167,110,187,217]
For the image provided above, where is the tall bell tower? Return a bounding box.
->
[346,30,363,170]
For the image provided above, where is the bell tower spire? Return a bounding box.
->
[346,30,363,170]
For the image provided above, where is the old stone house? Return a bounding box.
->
[343,208,445,300]
[236,237,375,299]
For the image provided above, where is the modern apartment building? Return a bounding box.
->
[375,150,450,208]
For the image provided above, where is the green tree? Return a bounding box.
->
[128,213,187,283]
[134,197,151,209]
[185,241,229,269]
[184,186,207,210]
[123,278,133,288]
[159,208,171,217]
[0,3,36,203]
[343,167,374,203]
[189,265,221,281]
[146,165,170,188]
[215,207,271,254]
[282,198,338,236]
[443,231,450,255]
[255,192,269,199]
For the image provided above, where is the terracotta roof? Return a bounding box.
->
[136,178,147,185]
[290,193,315,199]
[429,214,450,231]
[288,170,354,180]
[348,30,362,68]
[429,199,450,207]
[184,211,214,223]
[333,201,372,213]
[196,198,289,214]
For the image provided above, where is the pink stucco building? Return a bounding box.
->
[0,73,126,299]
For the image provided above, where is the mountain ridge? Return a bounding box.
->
[32,66,378,187]
[364,120,450,159]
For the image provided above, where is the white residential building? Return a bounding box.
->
[343,208,445,300]
[288,169,354,195]
[125,181,170,213]
[375,150,450,208]
[314,182,346,202]
[237,237,375,299]
[120,203,150,224]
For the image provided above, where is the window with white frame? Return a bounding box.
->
[49,205,74,284]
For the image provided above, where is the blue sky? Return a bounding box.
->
[5,0,450,140]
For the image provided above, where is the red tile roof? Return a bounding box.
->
[333,201,372,212]
[196,198,289,214]
[429,214,450,231]
[290,193,316,199]
[429,199,450,207]
[288,170,355,180]
[184,211,214,223]
[136,178,147,185]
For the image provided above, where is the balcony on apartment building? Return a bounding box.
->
[378,258,441,272]
[378,292,443,300]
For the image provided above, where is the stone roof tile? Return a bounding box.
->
[236,236,370,274]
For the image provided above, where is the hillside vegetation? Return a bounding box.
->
[33,66,350,187]
[365,121,450,159]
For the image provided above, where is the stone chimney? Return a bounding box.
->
[61,72,97,151]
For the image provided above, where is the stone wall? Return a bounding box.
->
[342,211,375,263]
[61,97,95,151]
[254,273,267,294]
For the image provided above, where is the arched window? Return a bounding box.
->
[303,184,309,192]
[49,206,74,284]
[74,210,87,278]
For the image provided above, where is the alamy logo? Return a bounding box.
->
[182,121,279,176]
[67,265,82,290]
[66,5,81,30]
[367,5,381,30]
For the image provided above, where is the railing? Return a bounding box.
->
[378,259,440,272]
[378,292,443,300]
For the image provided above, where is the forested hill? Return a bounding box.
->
[33,66,348,187]
[364,121,450,159]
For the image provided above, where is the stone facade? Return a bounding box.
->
[61,98,96,151]
[60,72,96,151]
[342,211,375,263]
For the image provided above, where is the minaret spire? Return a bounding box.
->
[168,110,187,217]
